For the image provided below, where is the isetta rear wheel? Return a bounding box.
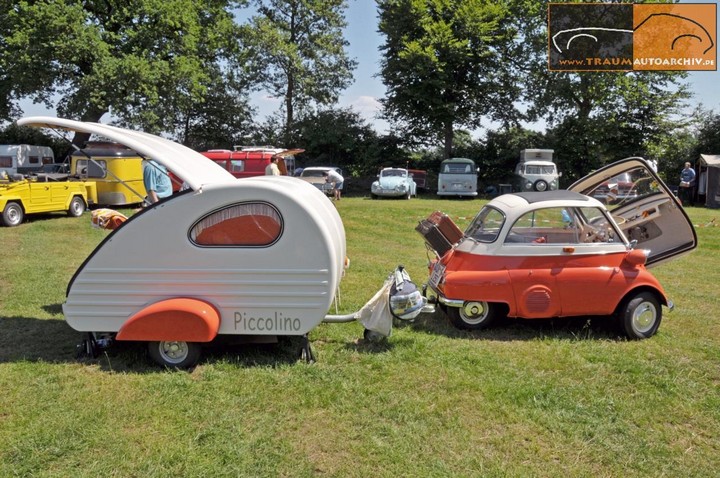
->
[67,196,86,217]
[148,341,202,369]
[620,292,662,339]
[446,301,504,330]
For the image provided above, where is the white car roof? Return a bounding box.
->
[17,116,234,191]
[488,191,604,221]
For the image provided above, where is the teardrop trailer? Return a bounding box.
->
[18,117,426,368]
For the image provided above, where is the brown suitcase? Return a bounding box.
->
[426,211,464,244]
[415,219,453,256]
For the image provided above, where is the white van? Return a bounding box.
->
[0,144,54,176]
[515,149,561,192]
[437,158,478,197]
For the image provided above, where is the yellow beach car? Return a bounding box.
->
[0,173,97,227]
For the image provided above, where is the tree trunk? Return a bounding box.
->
[70,107,108,149]
[285,74,294,145]
[443,120,454,159]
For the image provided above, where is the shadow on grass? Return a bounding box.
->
[0,315,341,372]
[404,309,623,342]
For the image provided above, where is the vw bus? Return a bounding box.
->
[71,142,147,206]
[437,158,478,197]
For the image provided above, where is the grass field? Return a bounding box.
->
[1,195,719,477]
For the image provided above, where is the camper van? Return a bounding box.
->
[515,149,561,192]
[437,158,478,197]
[200,147,302,178]
[0,144,54,176]
[71,142,146,206]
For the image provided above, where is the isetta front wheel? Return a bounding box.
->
[620,292,662,339]
[148,341,202,369]
[446,301,504,330]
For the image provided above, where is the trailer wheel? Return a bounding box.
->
[446,301,505,330]
[2,202,24,227]
[67,196,86,217]
[148,341,202,369]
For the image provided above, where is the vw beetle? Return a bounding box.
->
[421,158,697,338]
[371,167,417,199]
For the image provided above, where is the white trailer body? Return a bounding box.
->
[18,117,346,365]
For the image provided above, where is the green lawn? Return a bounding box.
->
[1,196,719,477]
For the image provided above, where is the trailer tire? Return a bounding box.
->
[2,202,24,227]
[148,341,202,369]
[67,196,86,217]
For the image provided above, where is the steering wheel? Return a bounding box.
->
[581,225,600,243]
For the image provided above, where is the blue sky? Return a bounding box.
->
[20,0,720,136]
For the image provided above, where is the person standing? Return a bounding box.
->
[265,156,281,176]
[142,159,173,205]
[679,161,696,207]
[323,169,344,201]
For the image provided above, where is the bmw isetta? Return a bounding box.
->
[420,158,697,338]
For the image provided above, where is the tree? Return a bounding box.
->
[291,108,379,175]
[0,122,72,160]
[510,0,693,177]
[377,0,521,158]
[245,0,357,143]
[1,0,247,144]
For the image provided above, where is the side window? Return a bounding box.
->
[29,156,40,164]
[505,207,579,244]
[76,159,107,178]
[189,202,283,247]
[230,160,244,173]
[0,156,12,168]
[466,207,505,242]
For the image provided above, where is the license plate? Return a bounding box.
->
[429,262,445,288]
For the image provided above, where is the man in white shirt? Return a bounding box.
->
[265,156,281,176]
[323,169,344,201]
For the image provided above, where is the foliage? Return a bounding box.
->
[244,0,357,141]
[0,123,73,160]
[479,127,548,184]
[690,109,720,158]
[377,0,521,158]
[0,0,247,141]
[1,200,719,476]
[291,108,379,175]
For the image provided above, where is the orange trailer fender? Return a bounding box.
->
[116,298,220,342]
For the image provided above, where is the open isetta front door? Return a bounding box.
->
[569,157,697,268]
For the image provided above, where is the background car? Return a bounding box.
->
[298,166,343,195]
[420,158,696,339]
[371,167,417,199]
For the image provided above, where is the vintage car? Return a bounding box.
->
[420,158,696,339]
[298,166,343,195]
[371,167,417,199]
[1,173,97,227]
